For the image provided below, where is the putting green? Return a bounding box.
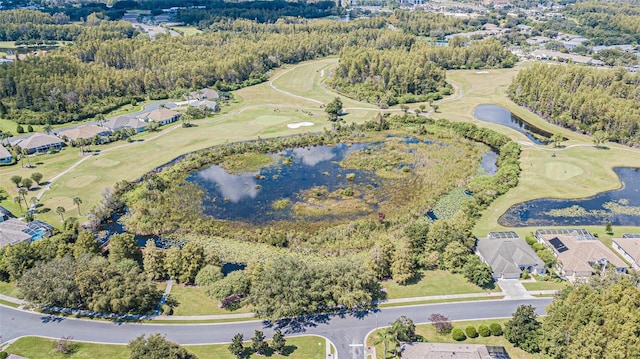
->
[255,115,292,126]
[65,175,98,189]
[91,158,121,168]
[542,161,584,181]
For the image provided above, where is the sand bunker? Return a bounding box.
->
[287,122,314,129]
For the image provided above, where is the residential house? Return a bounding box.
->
[476,231,545,280]
[187,100,219,112]
[137,108,181,125]
[0,205,13,222]
[531,50,604,66]
[0,219,53,249]
[535,228,627,280]
[12,133,64,154]
[592,44,636,54]
[103,116,147,133]
[0,144,12,163]
[57,125,111,142]
[400,342,511,359]
[186,88,220,101]
[612,234,640,270]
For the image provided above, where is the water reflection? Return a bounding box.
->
[499,167,640,227]
[187,143,379,224]
[197,166,259,203]
[473,104,553,145]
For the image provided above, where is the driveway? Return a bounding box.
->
[497,279,534,300]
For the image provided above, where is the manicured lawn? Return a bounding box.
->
[382,270,492,300]
[6,335,327,359]
[367,319,535,359]
[522,281,568,291]
[437,63,640,237]
[170,26,203,36]
[0,281,21,298]
[5,337,129,359]
[167,284,252,316]
[0,41,17,48]
[188,335,327,359]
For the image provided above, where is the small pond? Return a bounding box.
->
[481,151,499,175]
[187,143,382,224]
[499,167,640,227]
[473,104,553,145]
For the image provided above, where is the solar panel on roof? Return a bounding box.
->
[549,237,568,253]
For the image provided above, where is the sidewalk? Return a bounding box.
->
[0,289,558,322]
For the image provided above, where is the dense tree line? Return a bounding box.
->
[538,276,640,358]
[328,39,515,106]
[328,47,449,106]
[176,1,340,26]
[0,17,404,125]
[0,10,84,41]
[388,9,488,39]
[508,64,640,146]
[561,2,640,45]
[0,225,164,315]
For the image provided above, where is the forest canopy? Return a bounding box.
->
[508,64,640,146]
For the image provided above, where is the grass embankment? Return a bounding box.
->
[167,284,252,316]
[5,335,327,359]
[433,63,640,237]
[0,281,21,298]
[367,319,534,359]
[382,270,493,299]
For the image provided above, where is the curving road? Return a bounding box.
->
[0,298,552,358]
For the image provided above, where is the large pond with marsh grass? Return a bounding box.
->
[473,104,553,145]
[186,143,382,224]
[499,167,640,227]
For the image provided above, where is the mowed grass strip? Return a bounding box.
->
[168,284,252,316]
[382,270,490,300]
[6,335,327,359]
[366,318,534,359]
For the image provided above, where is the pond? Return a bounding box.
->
[481,151,499,175]
[499,167,640,227]
[186,143,381,224]
[473,104,553,145]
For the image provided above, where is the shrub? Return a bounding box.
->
[478,324,491,337]
[16,124,24,134]
[452,328,467,341]
[429,313,452,334]
[490,323,503,336]
[465,326,478,338]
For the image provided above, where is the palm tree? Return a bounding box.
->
[56,206,66,222]
[21,149,31,168]
[14,196,23,212]
[73,197,82,216]
[374,330,395,359]
[18,188,28,206]
[43,123,53,134]
[30,197,38,212]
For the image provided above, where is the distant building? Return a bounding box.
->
[12,133,64,154]
[476,231,545,280]
[531,49,604,66]
[137,108,181,125]
[103,116,148,133]
[0,219,53,249]
[186,88,220,101]
[0,144,12,163]
[400,342,511,359]
[0,205,14,222]
[612,234,640,270]
[58,125,111,142]
[535,229,627,281]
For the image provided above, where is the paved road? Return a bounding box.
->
[0,298,552,358]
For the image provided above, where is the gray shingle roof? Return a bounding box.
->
[477,232,544,277]
[0,144,11,159]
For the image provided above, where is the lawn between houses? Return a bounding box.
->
[4,335,327,359]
